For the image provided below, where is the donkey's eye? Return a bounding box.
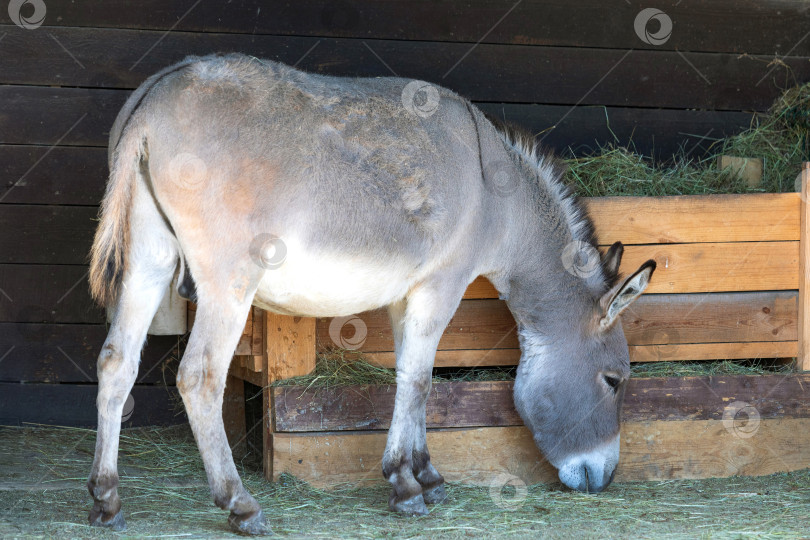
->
[603,374,622,392]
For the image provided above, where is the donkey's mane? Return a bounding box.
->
[485,115,619,288]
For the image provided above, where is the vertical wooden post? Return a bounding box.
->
[261,312,317,480]
[222,373,247,458]
[799,162,810,371]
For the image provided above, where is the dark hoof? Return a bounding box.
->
[89,509,126,532]
[390,493,429,516]
[228,509,270,536]
[422,483,447,505]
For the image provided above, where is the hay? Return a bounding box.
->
[2,424,809,538]
[272,350,794,388]
[566,81,810,197]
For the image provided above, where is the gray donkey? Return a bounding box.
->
[87,53,655,535]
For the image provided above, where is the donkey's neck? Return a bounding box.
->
[489,138,607,339]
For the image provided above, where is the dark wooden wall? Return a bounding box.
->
[1,0,809,426]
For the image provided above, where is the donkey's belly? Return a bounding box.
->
[252,250,415,318]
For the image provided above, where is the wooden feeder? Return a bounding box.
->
[218,164,810,488]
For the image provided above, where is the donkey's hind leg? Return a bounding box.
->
[88,243,176,530]
[176,287,268,535]
[383,281,465,515]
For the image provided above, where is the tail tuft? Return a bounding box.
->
[89,135,141,307]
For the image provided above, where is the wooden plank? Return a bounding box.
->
[477,103,755,161]
[222,374,247,459]
[0,106,754,166]
[0,323,180,384]
[0,146,107,205]
[0,265,104,324]
[1,28,807,111]
[0,86,126,146]
[33,0,810,56]
[629,341,798,363]
[274,381,521,432]
[799,162,810,371]
[585,193,801,245]
[272,417,810,487]
[227,363,263,388]
[251,307,264,356]
[0,382,184,427]
[369,340,798,368]
[264,314,316,382]
[319,291,799,360]
[367,349,521,368]
[620,241,799,294]
[273,374,810,432]
[0,205,97,264]
[622,291,798,345]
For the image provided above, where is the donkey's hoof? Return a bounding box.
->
[89,508,126,531]
[390,493,429,516]
[422,483,447,505]
[228,509,270,536]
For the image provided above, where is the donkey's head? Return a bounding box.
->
[513,243,655,493]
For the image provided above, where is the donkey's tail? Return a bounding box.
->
[89,56,201,308]
[88,129,143,307]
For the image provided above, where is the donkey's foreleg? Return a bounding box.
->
[412,413,446,504]
[88,263,174,530]
[383,285,463,515]
[177,292,267,535]
[387,300,446,507]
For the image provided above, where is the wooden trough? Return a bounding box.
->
[221,164,810,487]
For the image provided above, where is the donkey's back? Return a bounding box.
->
[94,53,507,317]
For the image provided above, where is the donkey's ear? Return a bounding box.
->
[602,241,624,278]
[598,259,656,331]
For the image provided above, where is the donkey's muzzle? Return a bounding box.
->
[555,435,620,493]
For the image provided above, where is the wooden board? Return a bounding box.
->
[475,104,754,161]
[0,265,104,324]
[264,314,316,382]
[0,146,107,205]
[628,341,798,363]
[799,163,810,371]
[0,205,97,264]
[0,323,180,384]
[1,27,807,111]
[318,291,798,356]
[585,194,801,245]
[620,241,799,294]
[30,0,810,56]
[367,340,799,367]
[0,104,754,163]
[273,374,810,432]
[272,417,810,487]
[0,382,185,427]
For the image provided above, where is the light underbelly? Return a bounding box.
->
[253,250,417,317]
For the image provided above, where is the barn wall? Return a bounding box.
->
[1,0,809,426]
